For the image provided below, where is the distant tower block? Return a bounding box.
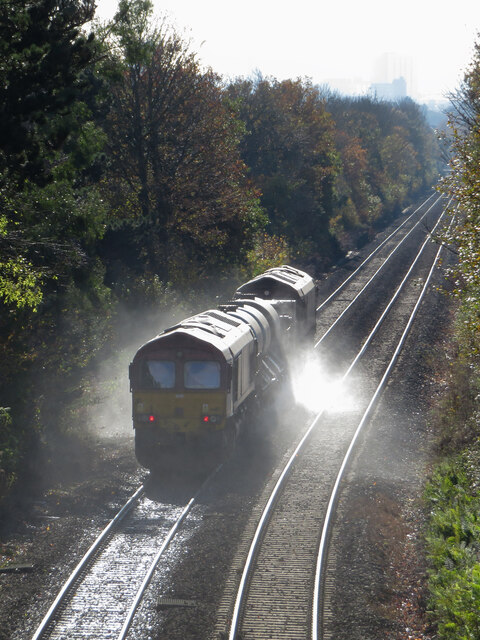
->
[374,52,416,96]
[369,76,407,100]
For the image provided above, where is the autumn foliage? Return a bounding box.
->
[425,37,480,640]
[0,0,441,498]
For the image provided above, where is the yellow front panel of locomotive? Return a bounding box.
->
[132,390,227,433]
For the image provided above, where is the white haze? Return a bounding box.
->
[82,281,240,441]
[83,309,179,441]
[95,0,480,101]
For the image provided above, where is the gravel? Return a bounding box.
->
[0,437,144,640]
[0,201,454,640]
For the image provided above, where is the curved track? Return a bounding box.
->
[30,192,451,640]
[225,193,450,640]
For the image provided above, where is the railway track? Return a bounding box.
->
[220,193,451,640]
[315,193,441,346]
[30,467,221,640]
[30,191,450,640]
[315,191,438,316]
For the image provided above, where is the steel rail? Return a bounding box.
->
[31,484,145,640]
[116,462,223,640]
[227,199,449,640]
[315,191,438,313]
[31,193,446,640]
[311,210,456,640]
[315,194,442,347]
[33,460,223,640]
[337,199,451,381]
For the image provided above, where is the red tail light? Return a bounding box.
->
[149,415,155,422]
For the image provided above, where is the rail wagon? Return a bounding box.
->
[235,265,316,340]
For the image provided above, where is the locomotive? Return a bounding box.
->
[129,265,316,469]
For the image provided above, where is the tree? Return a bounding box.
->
[0,0,114,497]
[226,76,341,269]
[442,38,480,353]
[99,0,264,287]
[0,0,104,310]
[326,94,439,232]
[0,0,97,187]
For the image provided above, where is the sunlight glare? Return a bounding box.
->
[292,358,355,414]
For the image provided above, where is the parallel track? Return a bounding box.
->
[313,209,455,640]
[31,192,448,640]
[315,194,442,346]
[226,194,450,640]
[315,191,438,315]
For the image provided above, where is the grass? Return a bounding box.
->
[424,320,480,640]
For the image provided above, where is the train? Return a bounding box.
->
[129,265,316,469]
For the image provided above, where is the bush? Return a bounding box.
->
[425,456,480,639]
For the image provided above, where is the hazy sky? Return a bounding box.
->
[95,0,480,101]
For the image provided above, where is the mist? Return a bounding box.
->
[81,274,245,443]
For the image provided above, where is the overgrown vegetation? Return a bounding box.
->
[0,0,441,502]
[425,454,480,639]
[425,35,480,639]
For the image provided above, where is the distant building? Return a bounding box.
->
[369,76,407,100]
[374,52,416,96]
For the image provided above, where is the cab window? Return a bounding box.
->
[143,360,175,388]
[184,361,220,389]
